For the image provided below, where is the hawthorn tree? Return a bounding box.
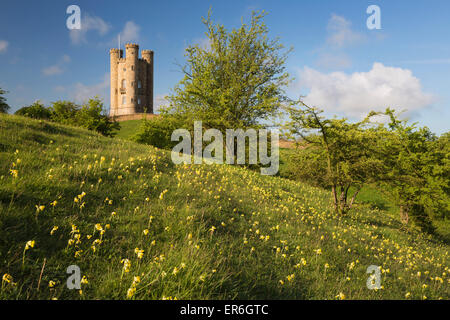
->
[163,9,292,132]
[284,101,386,215]
[378,109,449,232]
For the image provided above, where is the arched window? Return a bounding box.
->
[121,79,126,89]
[138,80,142,89]
[122,95,126,105]
[138,98,141,105]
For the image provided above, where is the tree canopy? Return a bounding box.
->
[0,87,10,113]
[163,10,292,132]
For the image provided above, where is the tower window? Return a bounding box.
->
[121,79,126,89]
[138,98,141,105]
[131,66,134,71]
[138,80,142,88]
[122,96,126,105]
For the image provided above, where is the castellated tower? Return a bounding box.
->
[109,43,154,117]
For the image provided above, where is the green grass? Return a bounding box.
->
[114,120,143,140]
[0,113,449,300]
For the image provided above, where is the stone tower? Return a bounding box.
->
[109,43,154,117]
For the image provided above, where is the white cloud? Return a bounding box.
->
[70,13,110,45]
[154,94,169,113]
[315,53,351,69]
[119,21,140,44]
[42,55,71,76]
[53,85,66,92]
[62,54,71,63]
[297,62,434,118]
[0,40,8,53]
[42,65,64,76]
[326,14,365,48]
[70,73,109,104]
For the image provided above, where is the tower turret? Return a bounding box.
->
[109,48,121,116]
[141,50,154,113]
[124,43,139,114]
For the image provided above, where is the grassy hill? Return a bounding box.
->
[0,113,448,300]
[114,119,143,141]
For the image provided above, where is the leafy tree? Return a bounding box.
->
[15,101,52,119]
[0,88,10,113]
[164,9,291,133]
[378,110,449,232]
[50,100,79,124]
[75,97,120,137]
[285,101,385,215]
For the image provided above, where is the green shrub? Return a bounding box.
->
[15,98,119,137]
[74,97,120,137]
[133,115,184,149]
[50,100,79,125]
[15,101,52,119]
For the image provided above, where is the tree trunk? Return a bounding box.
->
[348,186,362,210]
[400,205,409,225]
[332,185,338,213]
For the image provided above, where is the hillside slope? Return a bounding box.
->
[0,114,448,300]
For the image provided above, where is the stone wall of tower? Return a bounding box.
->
[141,50,154,114]
[123,43,139,115]
[137,59,146,113]
[109,48,121,116]
[109,43,153,117]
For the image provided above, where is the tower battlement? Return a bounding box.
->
[109,43,154,117]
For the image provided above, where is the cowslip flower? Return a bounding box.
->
[127,287,136,299]
[121,259,131,273]
[25,240,35,251]
[75,250,83,258]
[22,240,36,266]
[336,292,346,300]
[132,276,140,285]
[10,169,18,178]
[50,226,59,235]
[134,248,144,259]
[2,273,13,284]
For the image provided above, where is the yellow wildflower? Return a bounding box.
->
[50,226,58,235]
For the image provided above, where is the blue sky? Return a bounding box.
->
[0,0,449,134]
